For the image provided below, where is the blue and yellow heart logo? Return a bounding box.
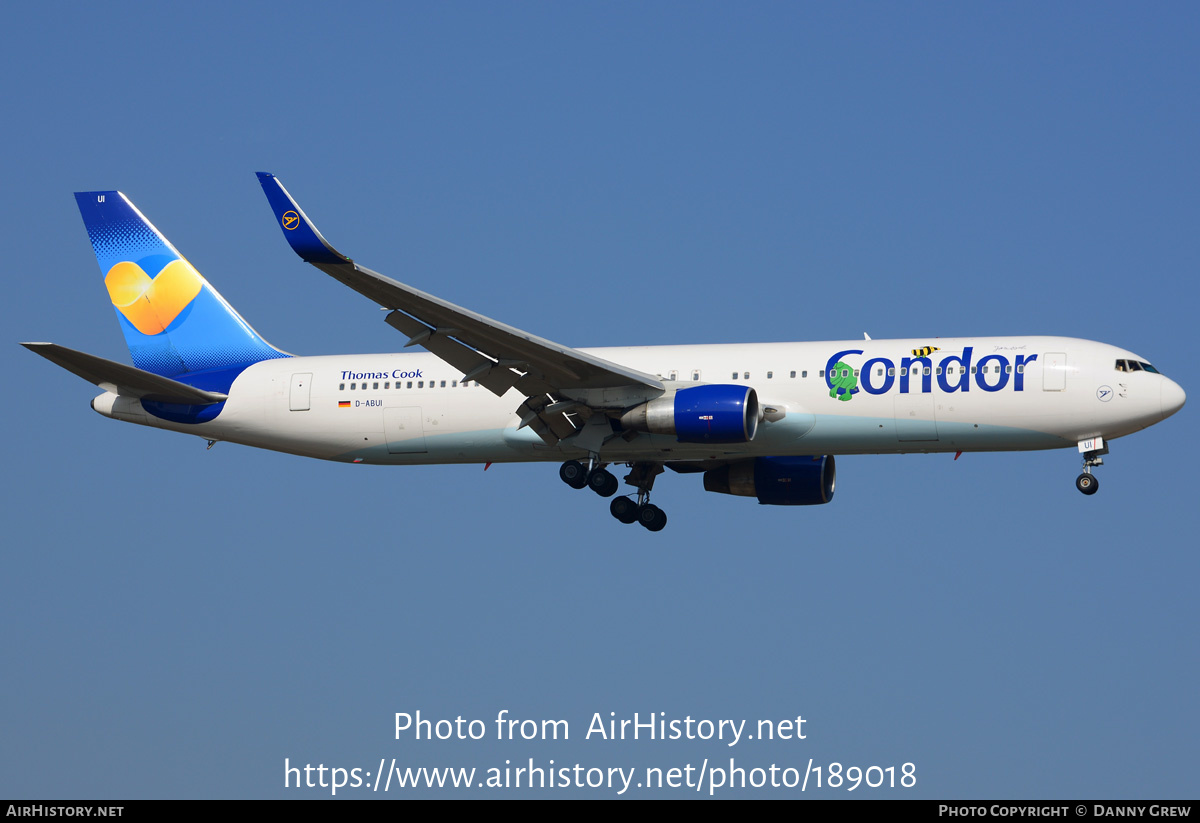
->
[105,259,203,335]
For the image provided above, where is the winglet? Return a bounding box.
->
[255,172,351,265]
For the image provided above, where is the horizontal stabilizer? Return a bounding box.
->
[21,343,228,404]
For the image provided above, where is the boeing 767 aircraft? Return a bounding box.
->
[23,173,1186,531]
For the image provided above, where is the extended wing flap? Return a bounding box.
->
[22,343,228,404]
[516,395,580,445]
[383,310,523,397]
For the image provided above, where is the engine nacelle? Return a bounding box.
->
[620,385,759,443]
[703,455,836,505]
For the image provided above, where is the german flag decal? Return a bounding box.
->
[338,401,351,408]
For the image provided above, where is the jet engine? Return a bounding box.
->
[619,385,759,443]
[703,455,836,505]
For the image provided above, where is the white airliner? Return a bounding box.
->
[24,173,1186,531]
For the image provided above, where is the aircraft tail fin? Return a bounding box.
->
[74,191,288,378]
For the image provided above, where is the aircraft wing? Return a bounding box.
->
[256,172,665,445]
[21,343,228,404]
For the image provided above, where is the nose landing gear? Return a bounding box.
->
[1075,437,1108,496]
[1075,472,1099,495]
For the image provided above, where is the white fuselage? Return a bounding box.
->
[93,336,1181,466]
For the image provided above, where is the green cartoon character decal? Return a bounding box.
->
[828,361,857,401]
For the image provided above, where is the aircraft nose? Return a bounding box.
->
[1161,377,1186,420]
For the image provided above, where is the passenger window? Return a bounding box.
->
[1005,365,1012,373]
[876,368,883,376]
[935,367,942,375]
[441,380,446,387]
[731,372,738,380]
[899,368,907,376]
[802,370,808,378]
[744,372,750,379]
[767,371,773,379]
[669,371,677,381]
[853,369,860,377]
[1017,365,1024,373]
[923,367,930,376]
[692,371,701,381]
[418,381,424,388]
[351,383,357,390]
[888,368,895,376]
[339,383,345,391]
[790,371,796,378]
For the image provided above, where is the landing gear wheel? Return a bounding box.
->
[1076,473,1099,495]
[637,503,668,532]
[559,460,588,489]
[588,468,619,497]
[610,496,638,524]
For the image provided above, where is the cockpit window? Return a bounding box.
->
[1115,359,1161,374]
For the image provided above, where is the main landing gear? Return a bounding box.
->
[559,460,618,496]
[1075,437,1108,496]
[559,459,667,531]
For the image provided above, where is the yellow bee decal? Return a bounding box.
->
[911,345,941,357]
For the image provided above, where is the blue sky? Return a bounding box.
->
[2,2,1196,798]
